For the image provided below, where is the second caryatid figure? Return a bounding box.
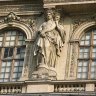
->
[32,9,66,80]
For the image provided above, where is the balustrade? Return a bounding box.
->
[54,84,85,92]
[0,85,22,94]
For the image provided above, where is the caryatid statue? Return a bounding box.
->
[32,9,66,80]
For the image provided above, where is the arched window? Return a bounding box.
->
[77,28,96,79]
[0,28,26,82]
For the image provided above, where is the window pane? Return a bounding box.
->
[5,73,9,78]
[91,73,95,79]
[21,53,24,58]
[84,53,89,58]
[93,40,96,45]
[91,61,96,66]
[20,61,23,66]
[23,41,26,45]
[79,53,83,58]
[6,67,10,72]
[82,73,87,78]
[1,68,5,72]
[18,41,23,45]
[9,48,13,57]
[84,48,89,52]
[6,36,10,41]
[2,62,6,67]
[10,41,14,46]
[18,73,21,78]
[80,48,84,52]
[14,67,19,72]
[14,61,19,66]
[0,37,3,41]
[86,34,90,40]
[85,40,90,45]
[11,36,15,40]
[92,48,96,52]
[6,32,11,36]
[82,67,87,72]
[0,42,2,46]
[78,67,82,72]
[18,67,22,72]
[18,36,23,40]
[94,35,96,39]
[78,61,83,66]
[77,73,82,78]
[13,73,18,78]
[80,41,84,45]
[1,74,4,78]
[12,32,16,35]
[7,61,11,66]
[83,61,88,66]
[5,42,10,46]
[91,67,95,72]
[92,53,96,58]
[4,48,9,58]
[4,79,9,82]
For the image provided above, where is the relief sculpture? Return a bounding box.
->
[32,9,66,80]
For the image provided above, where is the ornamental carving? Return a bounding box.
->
[70,42,78,77]
[4,12,20,23]
[73,14,96,31]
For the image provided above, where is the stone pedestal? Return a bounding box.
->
[32,64,49,80]
[32,64,57,80]
[25,80,54,93]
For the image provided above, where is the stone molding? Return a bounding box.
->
[0,4,43,16]
[70,21,96,41]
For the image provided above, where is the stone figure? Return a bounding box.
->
[32,10,65,80]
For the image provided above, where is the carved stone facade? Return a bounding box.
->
[0,0,96,96]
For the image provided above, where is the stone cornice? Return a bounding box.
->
[43,0,96,8]
[0,4,43,16]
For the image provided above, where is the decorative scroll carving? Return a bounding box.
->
[4,12,20,23]
[70,42,78,78]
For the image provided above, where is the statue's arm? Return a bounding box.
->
[56,24,66,43]
[38,22,56,37]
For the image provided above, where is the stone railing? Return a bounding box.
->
[43,0,96,3]
[0,86,22,94]
[0,83,23,94]
[54,84,85,92]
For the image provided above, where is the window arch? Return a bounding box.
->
[0,28,26,82]
[77,28,96,79]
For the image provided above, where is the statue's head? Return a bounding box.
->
[45,9,54,20]
[54,12,61,21]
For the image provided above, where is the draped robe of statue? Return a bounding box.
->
[34,19,65,68]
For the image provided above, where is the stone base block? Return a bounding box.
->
[26,82,54,93]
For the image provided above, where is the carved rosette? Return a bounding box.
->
[70,41,79,78]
